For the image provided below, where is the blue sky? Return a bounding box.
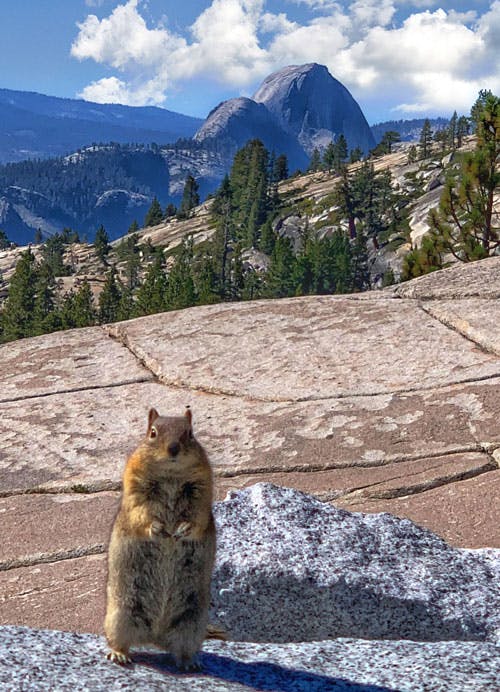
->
[0,1,498,123]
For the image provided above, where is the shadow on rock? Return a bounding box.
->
[212,573,487,643]
[133,651,398,692]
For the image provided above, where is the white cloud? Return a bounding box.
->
[71,0,499,116]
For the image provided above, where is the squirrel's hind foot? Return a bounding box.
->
[106,650,132,665]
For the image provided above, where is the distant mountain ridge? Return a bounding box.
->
[371,117,450,143]
[0,88,203,163]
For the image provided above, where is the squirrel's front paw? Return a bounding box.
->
[173,521,193,540]
[106,650,132,665]
[149,520,170,538]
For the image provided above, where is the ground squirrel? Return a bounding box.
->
[104,406,218,670]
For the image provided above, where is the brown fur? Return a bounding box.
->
[105,407,218,670]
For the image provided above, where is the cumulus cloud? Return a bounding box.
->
[71,0,499,116]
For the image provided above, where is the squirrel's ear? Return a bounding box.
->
[148,408,159,431]
[184,405,192,427]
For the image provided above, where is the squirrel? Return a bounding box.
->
[104,406,221,670]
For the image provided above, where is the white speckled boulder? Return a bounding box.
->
[211,484,500,643]
[1,627,499,691]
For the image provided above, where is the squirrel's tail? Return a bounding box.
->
[205,623,228,641]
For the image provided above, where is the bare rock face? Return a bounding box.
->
[194,97,308,171]
[0,257,499,640]
[212,483,500,644]
[253,63,375,155]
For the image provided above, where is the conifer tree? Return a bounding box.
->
[32,262,60,335]
[73,280,97,327]
[134,255,168,316]
[265,235,296,298]
[144,196,164,227]
[273,154,289,182]
[94,225,110,263]
[0,229,10,249]
[41,232,70,276]
[308,148,322,172]
[165,237,196,310]
[98,267,122,324]
[177,175,200,219]
[0,248,37,341]
[428,91,499,261]
[418,119,433,159]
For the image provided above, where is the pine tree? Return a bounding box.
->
[94,225,110,263]
[165,203,177,219]
[334,134,348,170]
[349,147,363,164]
[177,175,200,220]
[41,233,70,276]
[323,141,336,172]
[419,119,433,159]
[98,267,122,324]
[134,255,168,316]
[72,280,97,327]
[273,154,289,182]
[144,196,164,227]
[0,248,38,341]
[407,145,418,164]
[165,237,196,310]
[308,148,322,172]
[350,228,371,291]
[32,262,60,336]
[428,92,499,262]
[127,220,139,234]
[34,228,43,245]
[448,111,458,149]
[456,116,470,148]
[265,236,296,298]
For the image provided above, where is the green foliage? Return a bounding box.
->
[116,233,141,289]
[426,91,499,263]
[165,237,196,310]
[371,131,401,157]
[401,235,443,280]
[144,196,164,227]
[134,255,168,316]
[94,225,110,262]
[0,248,37,341]
[98,267,122,324]
[418,119,433,159]
[308,148,322,172]
[177,175,200,220]
[0,229,11,249]
[40,232,71,277]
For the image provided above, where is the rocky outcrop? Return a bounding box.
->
[0,257,499,650]
[253,63,375,155]
[211,483,499,644]
[2,627,499,691]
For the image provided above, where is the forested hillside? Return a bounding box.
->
[0,91,497,345]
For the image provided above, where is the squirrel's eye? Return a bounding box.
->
[150,427,158,439]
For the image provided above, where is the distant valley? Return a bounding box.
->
[0,64,448,244]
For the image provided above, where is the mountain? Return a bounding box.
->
[194,97,308,171]
[253,63,375,155]
[0,88,203,163]
[0,65,383,243]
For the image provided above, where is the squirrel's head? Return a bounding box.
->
[145,406,195,464]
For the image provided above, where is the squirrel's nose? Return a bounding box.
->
[168,442,180,457]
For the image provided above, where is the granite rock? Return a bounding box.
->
[1,626,499,692]
[211,484,500,644]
